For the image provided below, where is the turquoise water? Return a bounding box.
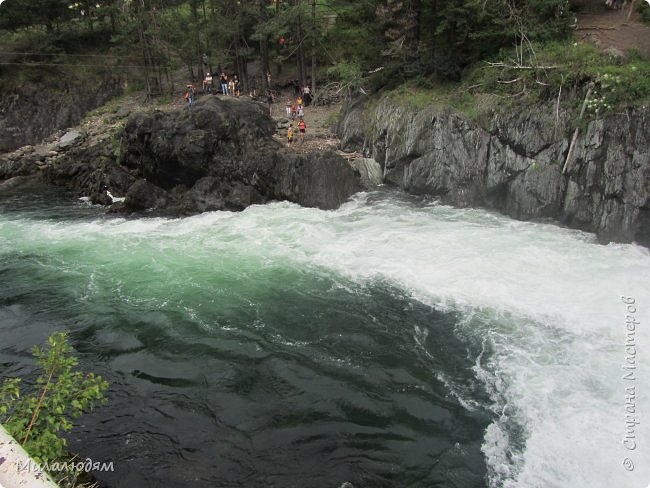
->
[1,187,649,487]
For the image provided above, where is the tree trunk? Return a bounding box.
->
[190,0,201,80]
[296,0,307,89]
[562,83,593,174]
[259,0,270,92]
[311,0,316,94]
[137,8,152,100]
[627,0,636,22]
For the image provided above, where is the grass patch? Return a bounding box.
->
[382,40,650,125]
[86,95,131,117]
[383,78,503,126]
[462,41,650,112]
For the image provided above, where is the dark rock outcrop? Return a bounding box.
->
[117,96,361,214]
[338,97,650,246]
[1,96,362,215]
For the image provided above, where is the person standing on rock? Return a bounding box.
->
[267,91,274,116]
[184,84,195,108]
[287,123,294,146]
[298,104,304,120]
[286,99,292,118]
[234,75,241,97]
[203,72,213,94]
[298,119,306,144]
[220,73,228,95]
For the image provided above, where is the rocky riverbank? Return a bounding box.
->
[337,96,650,246]
[1,89,648,247]
[0,95,362,215]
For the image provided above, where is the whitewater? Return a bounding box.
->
[1,189,648,487]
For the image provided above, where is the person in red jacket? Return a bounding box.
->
[298,119,306,144]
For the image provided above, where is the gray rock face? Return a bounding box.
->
[337,97,649,245]
[0,79,122,153]
[351,158,383,188]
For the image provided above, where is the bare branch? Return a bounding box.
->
[497,77,522,84]
[484,61,561,70]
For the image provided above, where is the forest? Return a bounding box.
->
[1,0,649,125]
[0,1,576,96]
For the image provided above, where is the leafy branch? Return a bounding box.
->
[1,332,108,468]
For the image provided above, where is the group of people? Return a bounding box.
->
[215,72,241,97]
[604,0,625,8]
[184,74,312,147]
[286,95,307,146]
[201,72,241,97]
[285,95,306,121]
[184,71,243,108]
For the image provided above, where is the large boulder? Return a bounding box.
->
[118,96,361,214]
[123,180,171,211]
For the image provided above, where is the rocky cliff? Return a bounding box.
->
[0,77,123,154]
[0,96,362,214]
[337,96,650,246]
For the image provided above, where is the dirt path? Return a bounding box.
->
[573,0,650,58]
[269,94,358,159]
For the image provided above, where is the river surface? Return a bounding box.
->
[1,186,649,488]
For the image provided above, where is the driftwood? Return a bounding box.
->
[497,77,522,84]
[627,0,636,22]
[336,150,363,162]
[576,26,617,30]
[555,76,564,135]
[484,61,561,70]
[562,83,594,175]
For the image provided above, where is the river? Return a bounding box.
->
[1,186,649,487]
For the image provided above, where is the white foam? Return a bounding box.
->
[237,195,650,487]
[106,191,125,203]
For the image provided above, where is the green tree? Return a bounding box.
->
[373,0,572,80]
[0,0,71,31]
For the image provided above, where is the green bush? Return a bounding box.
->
[1,332,108,467]
[640,1,650,26]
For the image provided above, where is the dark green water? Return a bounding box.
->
[0,188,491,487]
